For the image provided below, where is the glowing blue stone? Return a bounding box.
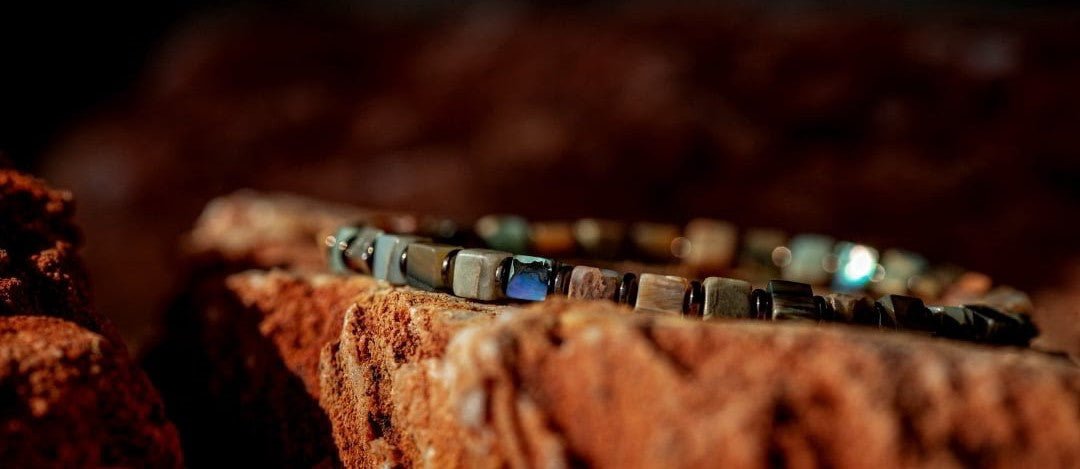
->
[831,242,879,292]
[505,255,554,301]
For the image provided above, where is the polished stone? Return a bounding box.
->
[964,305,1037,346]
[373,234,429,285]
[877,294,933,333]
[702,277,751,320]
[452,249,512,301]
[327,225,361,274]
[342,226,386,275]
[783,234,834,285]
[767,280,818,321]
[823,293,875,323]
[505,255,554,301]
[476,215,529,254]
[567,266,620,301]
[684,219,737,271]
[634,273,690,315]
[405,242,462,291]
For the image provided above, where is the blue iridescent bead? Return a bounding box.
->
[504,255,554,301]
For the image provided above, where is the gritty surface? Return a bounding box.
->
[170,190,1080,468]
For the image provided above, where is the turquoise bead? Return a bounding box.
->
[327,226,361,274]
[831,242,879,292]
[504,255,554,301]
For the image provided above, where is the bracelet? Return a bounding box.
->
[323,220,1037,346]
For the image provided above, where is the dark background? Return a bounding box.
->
[1,2,1078,350]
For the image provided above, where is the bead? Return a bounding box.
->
[782,234,835,285]
[978,287,1034,316]
[929,306,974,340]
[941,272,993,305]
[567,266,620,301]
[617,273,638,304]
[373,234,429,285]
[685,280,705,317]
[964,305,1037,346]
[767,280,818,321]
[872,249,927,296]
[505,255,555,301]
[573,219,625,259]
[529,222,576,257]
[476,215,529,254]
[823,293,875,323]
[701,277,752,320]
[405,242,462,291]
[327,226,361,274]
[740,228,787,277]
[452,249,512,301]
[630,222,681,261]
[876,294,934,333]
[552,264,576,295]
[831,242,880,293]
[683,219,737,272]
[634,273,690,315]
[343,226,386,275]
[750,289,772,319]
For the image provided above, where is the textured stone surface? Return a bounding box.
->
[0,316,182,467]
[169,191,1080,468]
[635,273,690,315]
[0,169,181,466]
[451,249,511,301]
[567,266,620,301]
[702,276,751,319]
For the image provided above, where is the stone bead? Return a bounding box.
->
[830,242,880,293]
[877,294,934,333]
[476,215,529,254]
[342,226,386,275]
[567,266,620,301]
[767,280,818,321]
[373,234,429,285]
[929,305,973,340]
[964,305,1037,346]
[630,222,681,261]
[405,242,462,291]
[529,222,576,257]
[702,277,751,320]
[616,273,638,304]
[327,226,361,274]
[823,293,875,323]
[872,249,927,296]
[452,249,512,301]
[505,255,555,301]
[683,219,737,272]
[573,219,625,259]
[634,273,690,315]
[783,234,835,285]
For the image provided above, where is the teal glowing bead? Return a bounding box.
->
[504,255,554,301]
[476,215,529,254]
[831,242,880,292]
[327,226,361,274]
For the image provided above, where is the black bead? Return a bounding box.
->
[877,295,935,333]
[684,280,705,318]
[814,296,833,321]
[767,280,818,321]
[551,264,575,295]
[750,289,773,320]
[617,273,638,304]
[964,304,1039,346]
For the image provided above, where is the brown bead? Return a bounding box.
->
[567,266,621,301]
[634,273,690,315]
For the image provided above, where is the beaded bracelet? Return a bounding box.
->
[324,222,1037,346]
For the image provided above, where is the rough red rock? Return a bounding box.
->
[0,316,182,467]
[168,190,1080,468]
[0,169,182,466]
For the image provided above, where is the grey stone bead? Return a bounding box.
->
[405,242,462,291]
[342,226,385,275]
[823,293,875,324]
[452,249,512,301]
[877,294,935,333]
[702,277,751,320]
[327,226,361,274]
[767,280,818,321]
[373,234,430,285]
